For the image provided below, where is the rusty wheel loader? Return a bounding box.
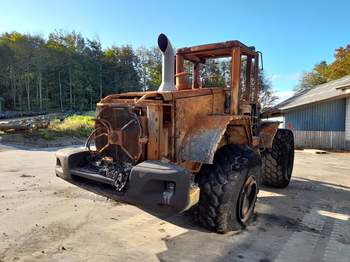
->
[55,34,294,233]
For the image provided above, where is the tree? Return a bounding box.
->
[0,30,279,112]
[297,71,327,91]
[328,45,350,80]
[86,38,103,99]
[259,70,278,108]
[0,41,14,108]
[136,47,161,91]
[200,59,227,88]
[296,44,350,91]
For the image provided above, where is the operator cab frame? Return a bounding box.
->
[175,41,261,115]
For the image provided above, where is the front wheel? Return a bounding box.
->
[196,144,261,233]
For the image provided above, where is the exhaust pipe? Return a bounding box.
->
[157,34,175,92]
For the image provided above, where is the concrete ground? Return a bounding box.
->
[0,145,349,262]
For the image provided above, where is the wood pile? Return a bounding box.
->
[0,114,64,133]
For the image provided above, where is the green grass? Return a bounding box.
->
[40,115,94,140]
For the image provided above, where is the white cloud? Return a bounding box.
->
[274,90,294,104]
[269,72,301,82]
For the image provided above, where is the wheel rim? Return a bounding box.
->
[237,176,257,224]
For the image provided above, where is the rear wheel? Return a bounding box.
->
[262,129,294,188]
[196,144,261,233]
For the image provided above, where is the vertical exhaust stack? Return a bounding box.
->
[157,34,176,92]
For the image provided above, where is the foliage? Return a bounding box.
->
[200,59,229,88]
[41,115,94,140]
[183,57,276,108]
[136,47,161,90]
[0,30,275,111]
[0,31,142,112]
[259,70,278,108]
[297,71,327,91]
[297,44,350,91]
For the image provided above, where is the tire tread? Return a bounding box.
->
[197,144,261,233]
[262,129,294,188]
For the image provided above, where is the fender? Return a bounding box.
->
[259,121,280,149]
[179,115,252,165]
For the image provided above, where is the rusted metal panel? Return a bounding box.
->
[99,88,227,105]
[231,47,241,115]
[226,116,253,146]
[244,56,252,101]
[171,87,224,99]
[174,91,227,161]
[179,115,235,164]
[259,121,280,149]
[100,91,174,104]
[147,105,162,160]
[227,126,249,145]
[175,95,214,157]
[176,40,256,57]
[90,107,146,163]
[192,63,200,89]
[253,55,260,103]
[212,91,226,112]
[175,54,187,90]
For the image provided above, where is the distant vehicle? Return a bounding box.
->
[55,34,294,233]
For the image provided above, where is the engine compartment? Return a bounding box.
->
[86,156,133,191]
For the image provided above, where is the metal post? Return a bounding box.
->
[231,47,241,114]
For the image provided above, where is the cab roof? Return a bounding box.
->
[176,40,257,62]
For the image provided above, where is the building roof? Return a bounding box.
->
[277,75,350,111]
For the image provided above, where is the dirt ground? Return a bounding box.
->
[0,133,85,148]
[0,145,349,262]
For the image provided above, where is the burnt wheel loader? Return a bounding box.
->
[55,34,294,233]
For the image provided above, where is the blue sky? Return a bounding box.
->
[1,0,349,100]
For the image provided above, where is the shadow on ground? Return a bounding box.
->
[0,142,82,152]
[156,177,350,262]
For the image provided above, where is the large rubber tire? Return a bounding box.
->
[196,144,261,233]
[262,129,294,188]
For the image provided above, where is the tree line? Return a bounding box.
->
[297,44,350,91]
[0,30,276,112]
[0,31,159,112]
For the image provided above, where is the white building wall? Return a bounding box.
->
[346,97,350,150]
